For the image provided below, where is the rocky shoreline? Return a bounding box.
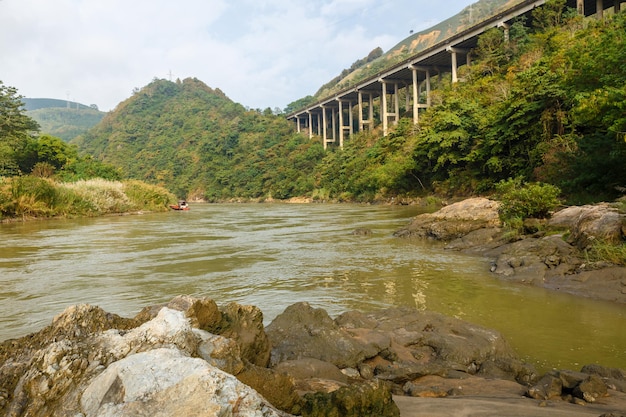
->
[1,295,625,417]
[394,197,626,304]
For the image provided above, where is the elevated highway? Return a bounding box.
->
[287,0,624,149]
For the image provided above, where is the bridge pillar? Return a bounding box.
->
[411,67,419,124]
[616,1,623,13]
[321,105,328,150]
[498,22,510,43]
[597,0,604,18]
[329,108,337,143]
[307,112,313,139]
[447,47,459,83]
[381,80,388,136]
[577,0,584,15]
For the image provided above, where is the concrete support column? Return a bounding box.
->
[381,80,388,136]
[348,101,354,136]
[425,69,432,107]
[321,105,327,150]
[338,100,343,149]
[393,82,399,126]
[330,108,337,143]
[358,91,364,131]
[405,83,410,114]
[448,48,459,83]
[411,67,419,124]
[577,0,584,15]
[368,93,373,128]
[308,112,313,139]
[498,22,510,43]
[316,113,321,136]
[616,1,623,13]
[295,116,301,133]
[597,0,604,18]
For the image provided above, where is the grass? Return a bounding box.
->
[585,240,626,266]
[0,176,175,221]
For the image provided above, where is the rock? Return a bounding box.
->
[444,227,505,252]
[527,373,563,400]
[196,332,245,375]
[266,302,373,368]
[403,381,449,398]
[81,348,290,417]
[394,198,501,240]
[268,304,521,387]
[548,204,625,249]
[301,379,400,417]
[236,364,303,415]
[580,364,626,392]
[485,234,581,283]
[273,358,348,386]
[217,302,271,368]
[351,228,372,236]
[134,295,222,333]
[573,374,608,403]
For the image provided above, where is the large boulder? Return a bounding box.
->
[267,304,530,387]
[394,198,501,241]
[81,348,288,417]
[217,302,271,368]
[266,302,375,368]
[548,204,625,249]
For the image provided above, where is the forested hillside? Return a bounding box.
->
[72,78,323,200]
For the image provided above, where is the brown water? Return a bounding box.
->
[1,203,624,372]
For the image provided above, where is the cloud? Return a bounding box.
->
[0,0,475,112]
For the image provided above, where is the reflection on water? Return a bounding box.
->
[1,203,624,372]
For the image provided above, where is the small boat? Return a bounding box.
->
[169,200,189,211]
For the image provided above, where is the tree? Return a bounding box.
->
[0,81,40,175]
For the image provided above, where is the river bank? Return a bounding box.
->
[1,296,624,417]
[394,197,626,305]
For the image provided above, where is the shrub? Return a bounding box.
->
[495,177,561,224]
[122,180,175,211]
[61,179,132,214]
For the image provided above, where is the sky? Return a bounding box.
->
[0,0,476,112]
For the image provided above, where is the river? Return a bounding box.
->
[1,203,624,372]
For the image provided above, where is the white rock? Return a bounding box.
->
[81,348,290,417]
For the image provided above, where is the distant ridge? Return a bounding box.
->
[22,98,96,111]
[23,98,105,142]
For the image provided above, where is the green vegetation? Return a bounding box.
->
[0,176,174,220]
[72,77,324,201]
[495,177,561,234]
[27,107,105,142]
[585,240,626,266]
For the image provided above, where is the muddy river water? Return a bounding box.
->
[1,203,624,372]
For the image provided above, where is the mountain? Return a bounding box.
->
[312,0,521,100]
[72,77,322,200]
[23,98,106,142]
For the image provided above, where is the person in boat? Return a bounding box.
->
[179,200,188,209]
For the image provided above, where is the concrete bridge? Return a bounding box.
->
[287,0,624,149]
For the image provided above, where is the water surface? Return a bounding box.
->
[1,203,624,372]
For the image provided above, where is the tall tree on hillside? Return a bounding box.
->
[0,81,40,175]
